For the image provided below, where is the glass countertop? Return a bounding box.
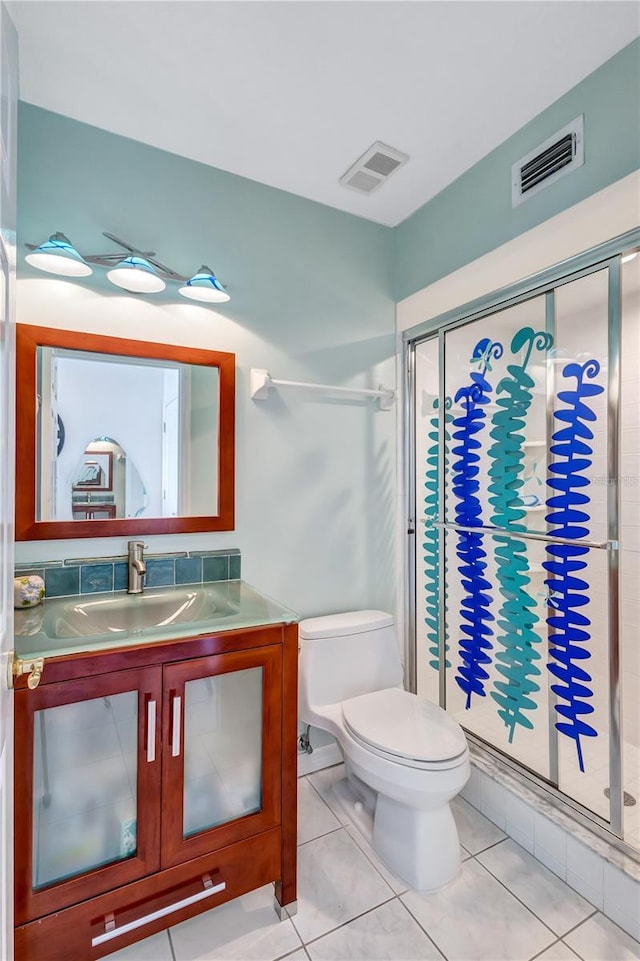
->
[14,580,298,661]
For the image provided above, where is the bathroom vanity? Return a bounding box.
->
[12,581,298,961]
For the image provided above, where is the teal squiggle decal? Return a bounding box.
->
[423,397,452,670]
[488,327,553,741]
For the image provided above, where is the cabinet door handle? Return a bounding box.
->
[146,698,156,763]
[171,694,182,757]
[91,874,226,946]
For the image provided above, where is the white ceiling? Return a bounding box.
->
[12,1,640,227]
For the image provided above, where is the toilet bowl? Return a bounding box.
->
[299,611,469,891]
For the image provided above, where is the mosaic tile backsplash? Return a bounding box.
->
[15,549,241,598]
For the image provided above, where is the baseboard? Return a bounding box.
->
[297,742,342,777]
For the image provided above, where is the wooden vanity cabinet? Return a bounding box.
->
[14,623,298,961]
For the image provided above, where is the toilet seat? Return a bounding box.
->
[342,688,468,770]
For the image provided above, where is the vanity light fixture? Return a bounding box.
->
[24,231,230,304]
[107,256,166,293]
[178,265,230,303]
[25,232,93,277]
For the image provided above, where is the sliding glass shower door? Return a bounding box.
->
[409,236,639,848]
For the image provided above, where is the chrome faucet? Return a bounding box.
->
[127,541,147,594]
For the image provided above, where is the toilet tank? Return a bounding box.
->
[298,610,403,722]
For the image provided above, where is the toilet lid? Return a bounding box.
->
[342,689,467,764]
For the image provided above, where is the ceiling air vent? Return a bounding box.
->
[512,116,584,207]
[339,141,409,195]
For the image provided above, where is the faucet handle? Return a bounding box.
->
[128,540,147,552]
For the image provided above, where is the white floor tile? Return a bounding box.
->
[306,899,443,960]
[280,951,309,961]
[564,912,640,961]
[104,930,173,960]
[343,824,410,895]
[478,839,594,936]
[293,827,394,943]
[401,858,555,961]
[533,941,581,961]
[451,796,506,855]
[298,777,341,845]
[307,765,350,826]
[169,884,302,961]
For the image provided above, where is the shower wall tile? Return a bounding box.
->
[567,835,604,910]
[603,862,640,942]
[481,776,507,830]
[505,794,535,855]
[461,766,483,809]
[534,813,567,881]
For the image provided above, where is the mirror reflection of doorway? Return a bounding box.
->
[70,437,146,520]
[35,345,220,522]
[161,369,180,517]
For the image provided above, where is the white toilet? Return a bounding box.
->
[298,610,470,891]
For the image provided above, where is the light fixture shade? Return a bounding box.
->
[25,232,93,277]
[106,256,166,293]
[178,265,230,303]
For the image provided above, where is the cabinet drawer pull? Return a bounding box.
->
[146,699,156,763]
[171,694,182,757]
[91,874,226,946]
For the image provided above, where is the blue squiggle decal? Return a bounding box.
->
[453,338,501,708]
[488,327,553,741]
[424,397,452,669]
[544,359,603,771]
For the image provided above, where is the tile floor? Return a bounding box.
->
[105,765,640,961]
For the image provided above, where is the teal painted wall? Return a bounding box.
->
[394,38,640,301]
[16,104,396,618]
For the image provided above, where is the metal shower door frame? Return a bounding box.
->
[403,226,640,842]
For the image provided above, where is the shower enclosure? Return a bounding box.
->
[404,229,640,853]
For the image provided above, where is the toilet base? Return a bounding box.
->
[330,774,462,891]
[373,791,461,891]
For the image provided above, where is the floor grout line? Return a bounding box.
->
[474,839,597,951]
[466,834,508,856]
[340,825,408,894]
[470,855,567,943]
[528,937,562,960]
[395,895,448,961]
[294,894,398,951]
[296,824,344,848]
[555,908,598,960]
[167,925,177,961]
[302,773,343,813]
[398,891,452,961]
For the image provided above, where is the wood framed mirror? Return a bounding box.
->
[16,324,235,540]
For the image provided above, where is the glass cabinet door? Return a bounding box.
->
[183,666,263,837]
[162,645,282,869]
[33,690,138,889]
[15,667,162,925]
